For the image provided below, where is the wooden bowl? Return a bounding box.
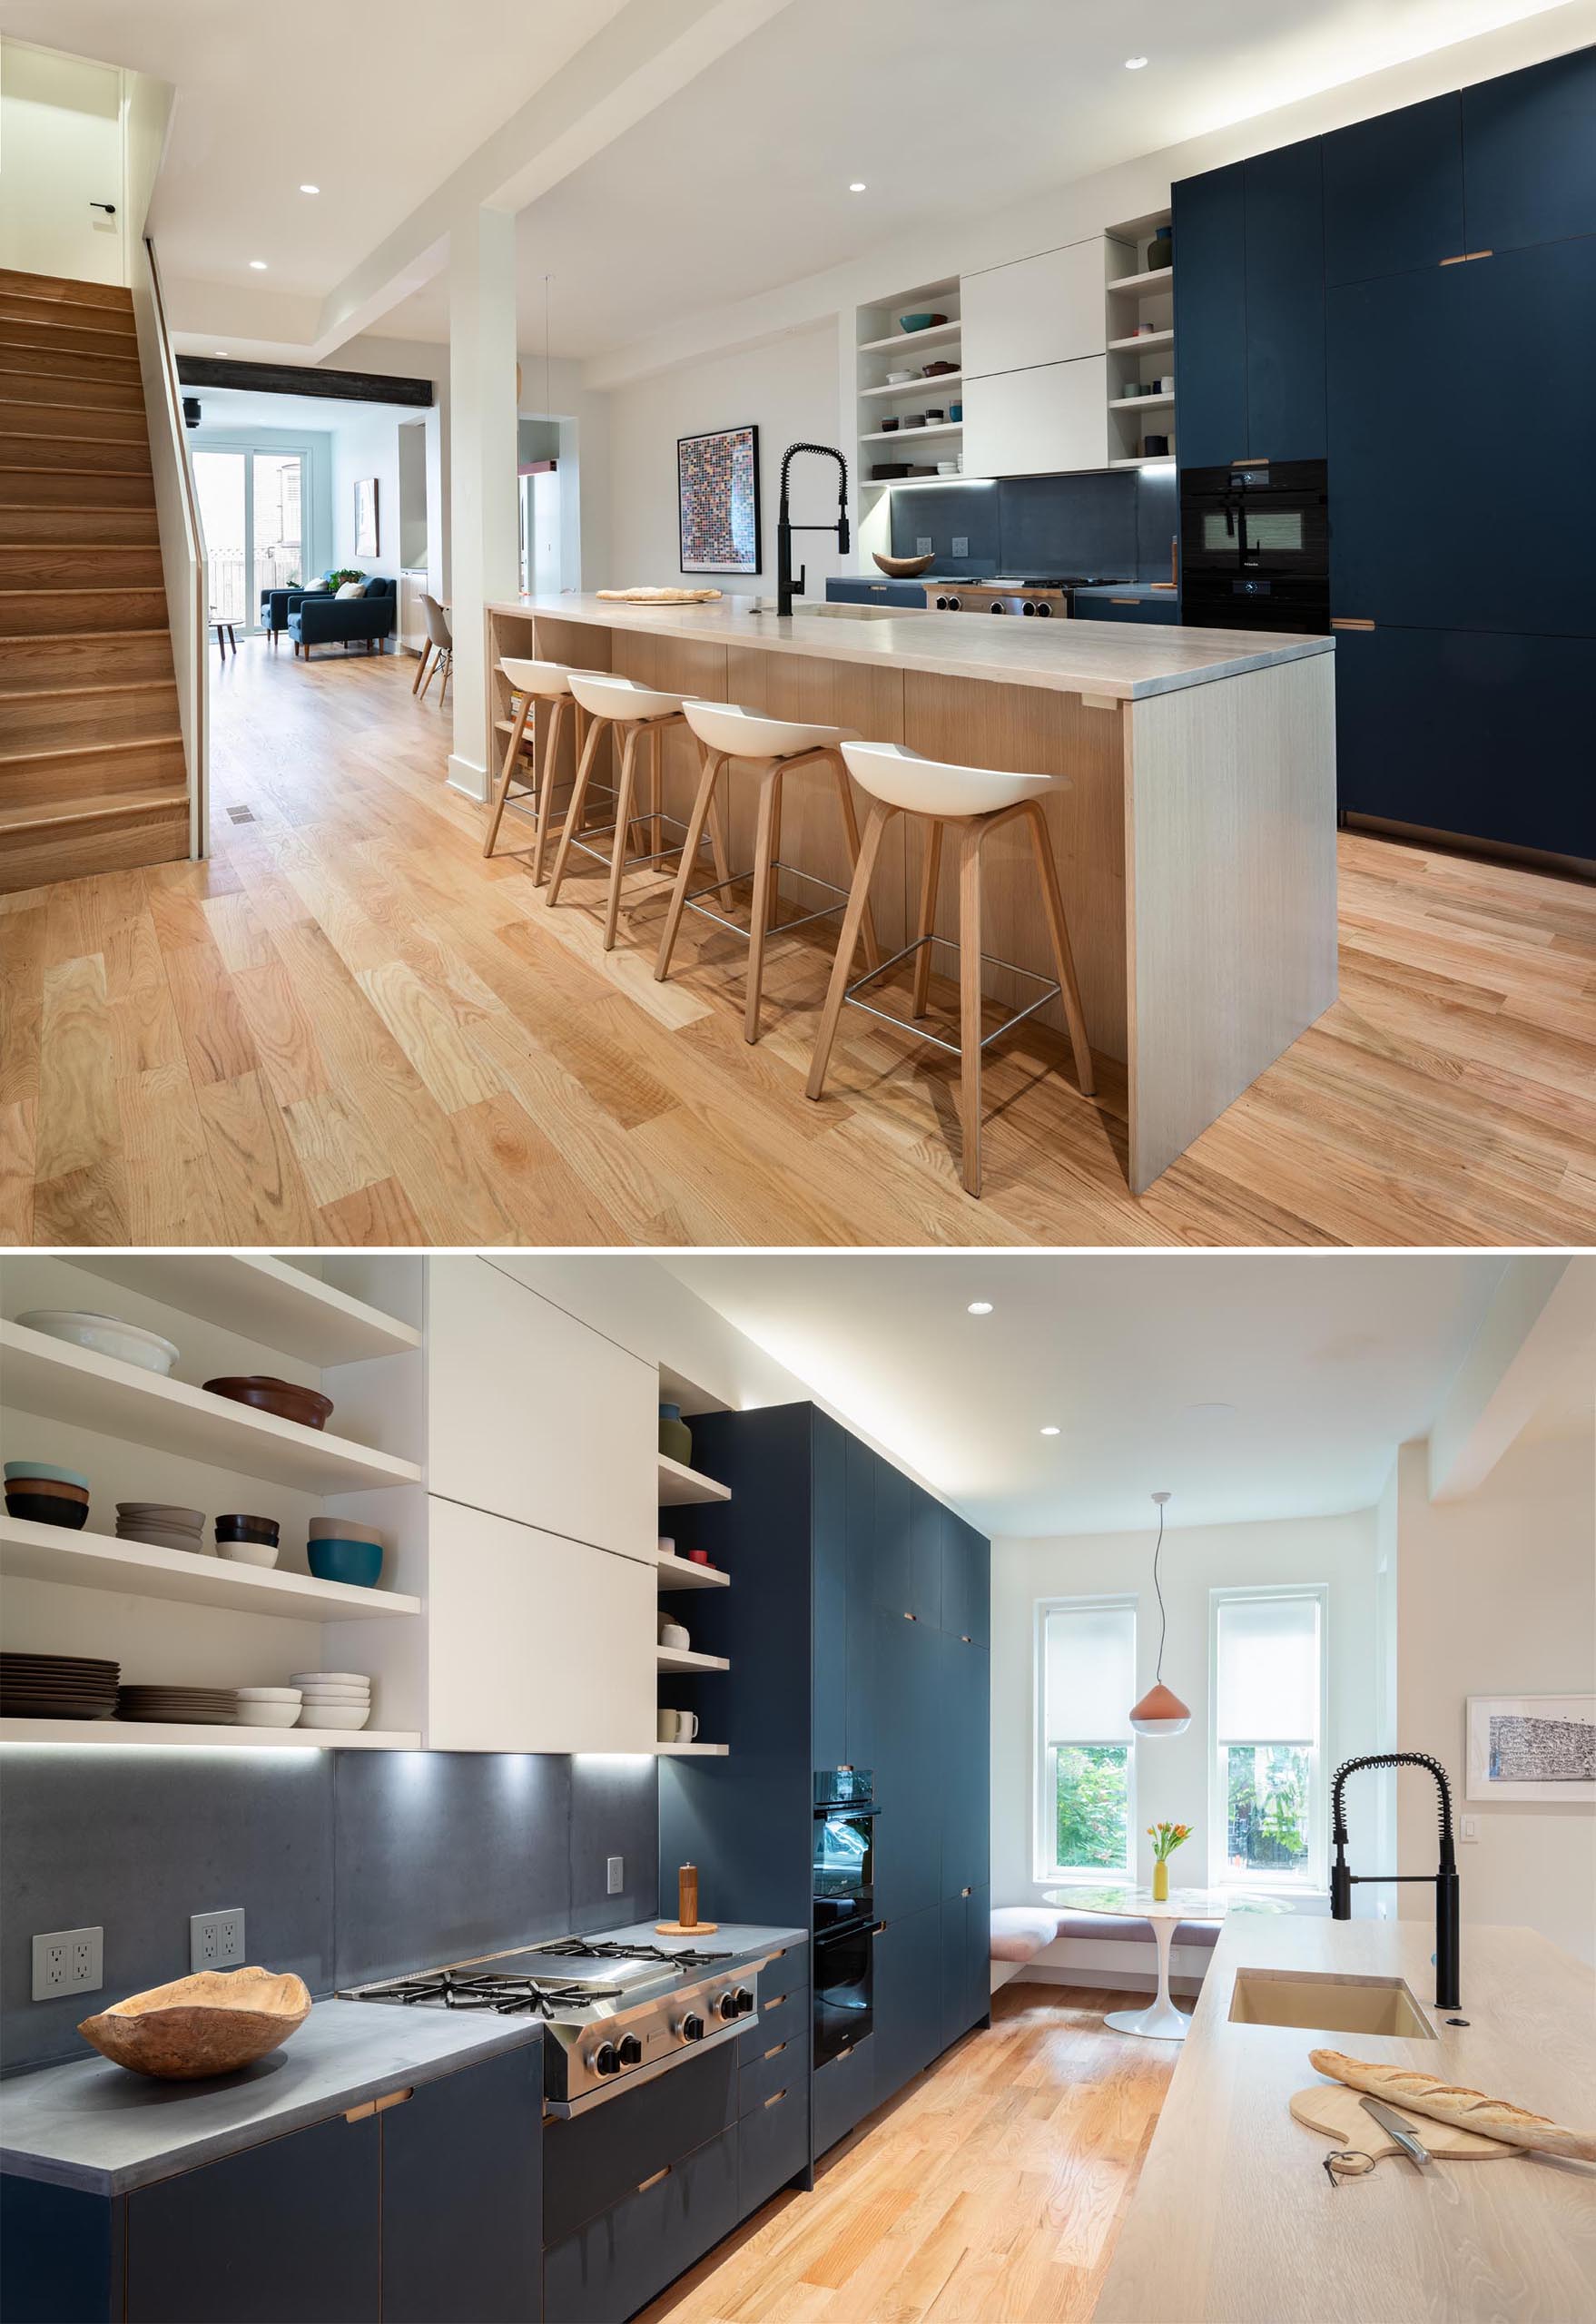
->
[202,1376,335,1430]
[873,553,935,579]
[79,1967,311,2080]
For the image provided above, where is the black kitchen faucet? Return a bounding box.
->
[1329,1750,1461,2009]
[776,441,850,615]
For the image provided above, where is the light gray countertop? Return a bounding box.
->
[594,1919,807,1965]
[491,591,1330,702]
[0,2000,541,2197]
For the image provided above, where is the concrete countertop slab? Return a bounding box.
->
[594,1919,808,1970]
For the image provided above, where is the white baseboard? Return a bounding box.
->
[448,753,488,803]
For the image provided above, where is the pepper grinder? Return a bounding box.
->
[657,1861,718,1935]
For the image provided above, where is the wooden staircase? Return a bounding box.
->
[0,268,189,893]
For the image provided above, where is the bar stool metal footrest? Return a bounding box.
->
[842,932,1063,1057]
[682,856,854,945]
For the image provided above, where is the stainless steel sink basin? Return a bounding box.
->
[1228,1968,1435,2039]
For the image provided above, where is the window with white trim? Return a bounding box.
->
[1209,1587,1326,1890]
[1035,1597,1137,1882]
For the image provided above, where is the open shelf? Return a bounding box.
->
[858,320,961,355]
[1109,392,1174,410]
[1109,329,1173,355]
[0,1515,421,1622]
[656,1645,730,1674]
[1108,265,1173,296]
[0,1718,420,1750]
[656,1551,730,1591]
[860,370,962,399]
[657,1453,731,1508]
[859,421,961,445]
[654,1741,729,1757]
[0,1321,423,1495]
[72,1257,420,1366]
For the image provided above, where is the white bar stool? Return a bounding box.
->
[545,675,730,952]
[483,657,605,880]
[805,740,1096,1198]
[654,702,882,1044]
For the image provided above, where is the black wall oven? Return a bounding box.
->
[813,1771,876,2065]
[1179,458,1329,633]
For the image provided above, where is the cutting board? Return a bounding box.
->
[1290,2082,1516,2161]
[596,586,723,605]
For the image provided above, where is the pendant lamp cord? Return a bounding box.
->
[1152,1498,1167,1683]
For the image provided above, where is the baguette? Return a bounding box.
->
[1309,2048,1596,2162]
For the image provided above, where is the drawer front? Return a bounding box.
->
[739,2034,801,2117]
[812,2034,876,2158]
[738,2084,810,2219]
[739,1973,808,2063]
[542,2042,736,2245]
[1074,595,1180,624]
[542,2125,738,2324]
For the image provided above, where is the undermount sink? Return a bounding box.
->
[1228,1968,1435,2039]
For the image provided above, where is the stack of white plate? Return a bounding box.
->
[234,1687,303,1729]
[289,1670,371,1731]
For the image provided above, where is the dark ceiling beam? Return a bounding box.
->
[176,357,433,408]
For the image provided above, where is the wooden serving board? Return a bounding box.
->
[596,587,723,606]
[1290,2083,1516,2161]
[655,1920,719,1935]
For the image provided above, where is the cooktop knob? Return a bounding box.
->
[679,2012,704,2043]
[592,2042,620,2076]
[617,2034,644,2066]
[716,1991,739,2022]
[734,1986,755,2015]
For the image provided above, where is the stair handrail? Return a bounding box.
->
[130,232,208,858]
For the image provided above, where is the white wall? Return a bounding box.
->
[1395,1429,1596,1964]
[990,1510,1383,1913]
[604,320,845,588]
[329,401,402,579]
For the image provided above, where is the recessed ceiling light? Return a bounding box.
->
[966,1301,993,1315]
[1040,1425,1061,1437]
[849,182,867,193]
[1187,1400,1237,1419]
[249,259,268,270]
[299,183,320,195]
[1125,56,1148,70]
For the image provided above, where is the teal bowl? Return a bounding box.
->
[898,311,948,333]
[5,1460,90,1488]
[308,1537,384,1589]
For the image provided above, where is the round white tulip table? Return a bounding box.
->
[1042,1884,1233,2041]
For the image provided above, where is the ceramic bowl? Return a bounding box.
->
[232,1700,300,1728]
[117,1527,208,1554]
[6,1490,89,1531]
[295,1681,371,1699]
[297,1703,371,1732]
[216,1516,280,1543]
[307,1518,386,1547]
[16,1311,180,1376]
[202,1376,335,1431]
[898,312,948,333]
[78,1968,311,2080]
[236,1688,302,1703]
[216,1541,279,1568]
[117,1504,204,1527]
[873,552,935,578]
[7,1462,90,1488]
[290,1670,368,1688]
[308,1539,383,1589]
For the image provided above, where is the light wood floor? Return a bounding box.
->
[2,638,1592,1246]
[640,1983,1176,2324]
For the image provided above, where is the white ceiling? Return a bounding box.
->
[665,1254,1513,1537]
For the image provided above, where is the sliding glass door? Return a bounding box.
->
[193,447,306,630]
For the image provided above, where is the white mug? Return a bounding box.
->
[657,1708,678,1742]
[657,1708,699,1743]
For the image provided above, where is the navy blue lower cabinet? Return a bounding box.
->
[382,2050,542,2324]
[741,1957,808,2062]
[0,2174,123,2324]
[126,2110,381,2324]
[1462,44,1596,254]
[738,2083,810,2217]
[1071,593,1179,625]
[872,1904,942,2100]
[811,2034,877,2158]
[823,579,927,607]
[964,1886,992,2035]
[541,2126,738,2324]
[543,2043,736,2249]
[1172,162,1248,468]
[1335,624,1596,858]
[939,1889,991,2056]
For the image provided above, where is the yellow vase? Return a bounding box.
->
[1152,1858,1169,1903]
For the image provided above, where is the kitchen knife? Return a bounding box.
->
[1361,2095,1432,2169]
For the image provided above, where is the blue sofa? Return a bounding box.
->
[285,577,397,659]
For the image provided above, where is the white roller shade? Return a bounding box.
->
[1046,1602,1135,1743]
[1216,1595,1320,1743]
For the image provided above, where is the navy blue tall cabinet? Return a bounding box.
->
[1174,40,1596,859]
[657,1403,990,2181]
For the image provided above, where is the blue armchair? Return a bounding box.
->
[289,577,397,660]
[260,585,322,644]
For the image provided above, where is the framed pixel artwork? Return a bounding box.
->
[678,424,761,574]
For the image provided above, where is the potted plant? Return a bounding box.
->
[1147,1819,1190,1902]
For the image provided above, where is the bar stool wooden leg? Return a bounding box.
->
[1022,800,1097,1095]
[827,751,882,971]
[744,763,783,1046]
[654,750,726,981]
[411,643,432,696]
[545,714,607,905]
[528,694,566,878]
[957,822,987,1198]
[534,702,578,885]
[483,693,535,858]
[911,819,944,1018]
[604,724,643,951]
[649,724,665,859]
[806,800,895,1102]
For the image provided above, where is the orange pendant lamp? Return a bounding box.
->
[1129,1491,1191,1736]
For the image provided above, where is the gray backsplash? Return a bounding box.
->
[889,465,1178,582]
[0,1747,657,2074]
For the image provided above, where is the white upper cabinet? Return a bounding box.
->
[960,237,1109,378]
[426,1257,655,1563]
[961,358,1109,479]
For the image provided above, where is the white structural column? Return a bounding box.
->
[447,206,520,801]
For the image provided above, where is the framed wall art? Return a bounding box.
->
[1465,1693,1596,1802]
[678,424,760,575]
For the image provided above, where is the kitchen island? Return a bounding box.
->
[485,593,1336,1193]
[1096,1915,1596,2324]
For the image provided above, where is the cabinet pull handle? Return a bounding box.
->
[872,1921,887,1935]
[1109,597,1140,606]
[637,2166,672,2194]
[764,2088,788,2109]
[1464,249,1493,261]
[344,2101,376,2123]
[1439,253,1468,265]
[764,1992,788,2011]
[961,1634,972,1644]
[764,2041,787,2061]
[904,1610,916,1621]
[961,1886,972,1897]
[1331,617,1375,631]
[1231,454,1268,464]
[374,2087,413,2113]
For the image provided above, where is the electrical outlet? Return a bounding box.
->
[32,1927,102,2001]
[915,536,932,556]
[951,536,969,556]
[606,1856,625,1895]
[191,1908,245,1971]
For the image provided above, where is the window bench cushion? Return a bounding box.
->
[990,1904,1223,1962]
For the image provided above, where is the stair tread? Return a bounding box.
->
[0,787,188,834]
[0,679,175,702]
[0,625,171,643]
[0,731,182,765]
